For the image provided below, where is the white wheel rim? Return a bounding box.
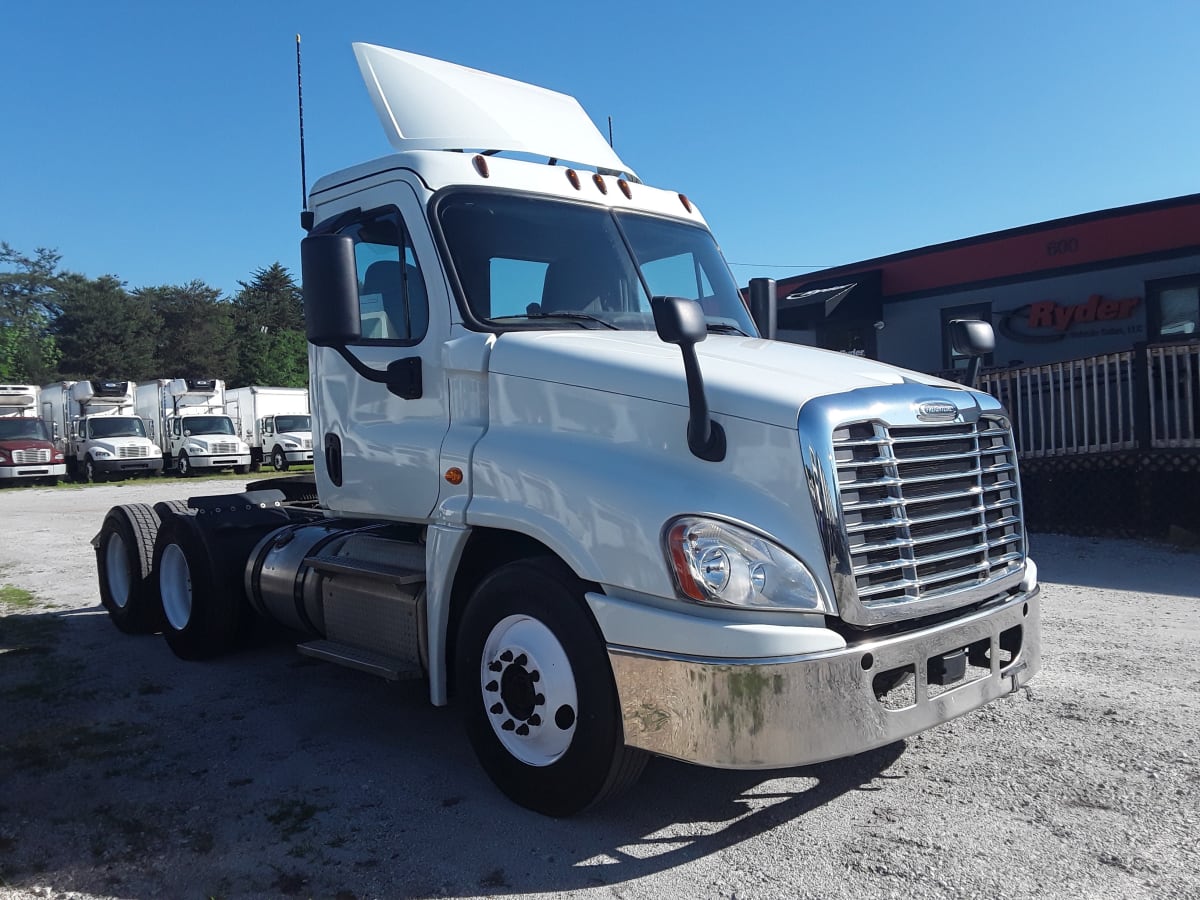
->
[160,543,193,631]
[105,533,132,609]
[480,614,577,767]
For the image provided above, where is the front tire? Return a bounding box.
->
[272,448,289,471]
[84,455,103,483]
[95,504,162,633]
[154,511,244,660]
[456,557,646,817]
[176,452,192,477]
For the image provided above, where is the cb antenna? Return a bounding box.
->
[297,34,314,231]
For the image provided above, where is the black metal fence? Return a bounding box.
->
[971,340,1200,538]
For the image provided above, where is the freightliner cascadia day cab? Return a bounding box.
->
[135,378,252,476]
[92,44,1040,816]
[43,380,163,482]
[225,385,313,472]
[0,384,66,486]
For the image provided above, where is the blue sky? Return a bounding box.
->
[2,1,1196,297]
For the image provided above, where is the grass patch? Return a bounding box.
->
[0,585,37,609]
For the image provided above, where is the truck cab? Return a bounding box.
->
[137,378,251,476]
[0,384,66,485]
[94,44,1040,817]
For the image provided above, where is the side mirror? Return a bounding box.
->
[301,233,362,347]
[947,319,995,387]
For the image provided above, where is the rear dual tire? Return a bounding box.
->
[153,510,245,660]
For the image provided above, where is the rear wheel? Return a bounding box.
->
[154,511,244,660]
[456,557,647,816]
[95,503,162,633]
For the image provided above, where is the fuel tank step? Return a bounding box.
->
[297,639,423,681]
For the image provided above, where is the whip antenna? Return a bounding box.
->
[297,34,313,231]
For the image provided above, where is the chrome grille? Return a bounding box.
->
[801,387,1029,627]
[835,416,1025,610]
[117,445,149,458]
[12,449,51,464]
[210,441,239,454]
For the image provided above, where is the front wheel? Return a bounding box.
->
[84,455,103,484]
[456,557,646,817]
[176,452,192,477]
[271,448,289,471]
[233,464,249,475]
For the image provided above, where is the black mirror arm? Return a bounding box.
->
[331,345,423,400]
[680,346,726,461]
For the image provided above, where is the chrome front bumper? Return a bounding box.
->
[610,587,1039,769]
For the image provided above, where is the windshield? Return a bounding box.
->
[89,417,146,439]
[0,418,51,441]
[275,415,311,433]
[437,192,757,335]
[182,416,235,436]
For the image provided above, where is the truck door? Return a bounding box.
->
[313,187,448,520]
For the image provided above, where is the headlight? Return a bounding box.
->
[53,452,65,461]
[281,440,299,449]
[663,516,829,612]
[185,441,205,453]
[91,449,113,459]
[0,451,9,463]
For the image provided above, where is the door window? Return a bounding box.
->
[342,210,430,345]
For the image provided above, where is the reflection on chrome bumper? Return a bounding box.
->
[611,588,1040,769]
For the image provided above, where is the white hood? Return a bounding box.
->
[487,331,966,428]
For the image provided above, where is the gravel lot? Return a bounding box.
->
[1,479,1198,900]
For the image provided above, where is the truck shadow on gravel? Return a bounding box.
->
[1,605,904,898]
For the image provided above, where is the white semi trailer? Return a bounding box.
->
[42,379,162,482]
[93,45,1040,816]
[136,378,251,476]
[226,385,312,472]
[0,384,66,485]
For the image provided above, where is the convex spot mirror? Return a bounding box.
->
[947,319,995,357]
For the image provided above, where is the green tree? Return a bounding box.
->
[230,263,308,387]
[51,273,160,380]
[140,281,237,380]
[0,242,62,382]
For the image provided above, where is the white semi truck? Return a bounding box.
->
[93,45,1040,816]
[226,385,312,472]
[136,378,252,476]
[42,379,162,482]
[0,384,66,485]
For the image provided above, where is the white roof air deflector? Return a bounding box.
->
[352,43,636,179]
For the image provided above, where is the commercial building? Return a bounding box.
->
[773,192,1200,378]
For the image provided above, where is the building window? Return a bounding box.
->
[1147,276,1199,340]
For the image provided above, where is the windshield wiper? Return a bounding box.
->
[706,322,749,336]
[495,312,618,330]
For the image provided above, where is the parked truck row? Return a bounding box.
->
[0,379,310,485]
[92,44,1041,817]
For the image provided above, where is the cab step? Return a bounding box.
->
[297,639,423,681]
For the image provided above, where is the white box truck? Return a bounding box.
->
[226,385,312,472]
[136,378,252,476]
[93,45,1039,816]
[42,379,162,482]
[0,384,66,485]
